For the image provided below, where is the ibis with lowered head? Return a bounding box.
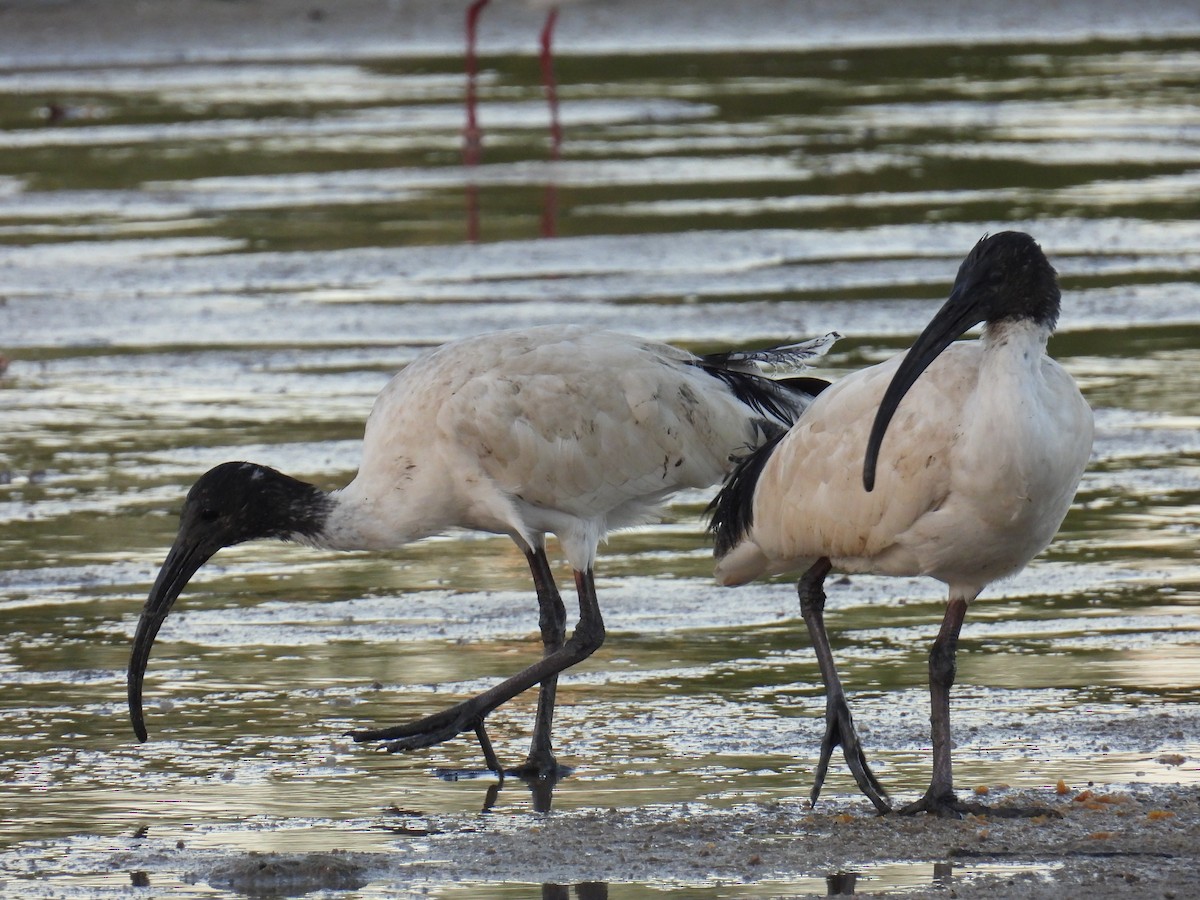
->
[709,232,1093,816]
[129,324,837,781]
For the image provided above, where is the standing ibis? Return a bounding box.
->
[708,232,1093,816]
[129,324,837,781]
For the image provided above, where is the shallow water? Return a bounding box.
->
[1,19,1199,899]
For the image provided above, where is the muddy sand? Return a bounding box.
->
[115,780,1199,897]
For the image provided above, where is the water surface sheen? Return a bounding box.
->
[1,25,1199,898]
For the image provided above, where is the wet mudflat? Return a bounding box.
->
[1,0,1199,896]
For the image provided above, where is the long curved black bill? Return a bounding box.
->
[863,287,986,492]
[128,538,213,742]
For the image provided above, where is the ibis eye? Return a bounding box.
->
[199,507,220,523]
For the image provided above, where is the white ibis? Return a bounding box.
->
[708,232,1093,816]
[129,324,838,781]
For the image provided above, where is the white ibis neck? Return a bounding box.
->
[980,317,1052,361]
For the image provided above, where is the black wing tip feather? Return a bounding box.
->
[776,375,831,399]
[699,367,830,427]
[706,430,788,558]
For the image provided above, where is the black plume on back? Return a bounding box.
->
[706,429,788,558]
[698,363,829,429]
[701,362,830,557]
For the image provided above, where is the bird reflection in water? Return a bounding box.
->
[437,762,558,813]
[543,883,607,900]
[826,870,858,895]
[463,0,564,241]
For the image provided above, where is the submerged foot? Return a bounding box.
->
[505,748,573,783]
[812,694,891,814]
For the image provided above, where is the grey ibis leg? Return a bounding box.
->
[412,546,564,779]
[348,569,605,759]
[899,597,1060,819]
[508,546,568,780]
[799,557,891,814]
[899,596,977,817]
[474,721,503,784]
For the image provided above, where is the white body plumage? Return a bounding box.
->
[322,324,831,568]
[716,319,1093,603]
